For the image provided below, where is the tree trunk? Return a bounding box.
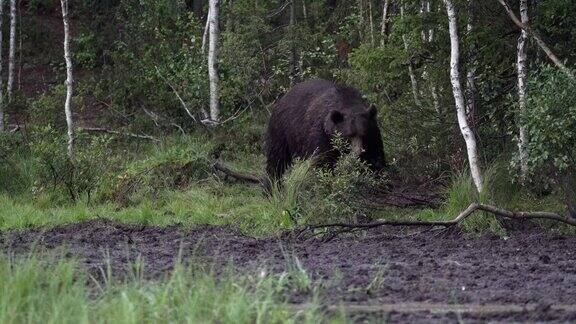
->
[17,0,21,90]
[358,0,364,41]
[0,0,4,132]
[444,0,484,193]
[497,0,574,81]
[426,0,433,42]
[516,0,529,178]
[465,0,477,128]
[401,4,421,107]
[368,0,375,45]
[201,6,210,54]
[7,0,15,101]
[61,0,74,157]
[419,0,441,116]
[420,0,427,42]
[380,0,391,44]
[207,0,220,123]
[289,0,298,85]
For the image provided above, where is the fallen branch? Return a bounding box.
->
[308,203,576,231]
[496,0,575,80]
[213,160,265,185]
[79,127,161,143]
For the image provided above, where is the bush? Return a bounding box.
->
[522,65,576,215]
[30,126,117,203]
[272,135,388,226]
[0,133,35,195]
[112,137,214,206]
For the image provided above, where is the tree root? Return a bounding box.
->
[306,203,576,233]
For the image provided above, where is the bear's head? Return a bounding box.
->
[323,105,378,157]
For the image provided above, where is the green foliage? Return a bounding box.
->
[0,133,35,196]
[27,86,67,130]
[112,136,214,206]
[271,135,388,226]
[73,32,99,69]
[30,127,117,203]
[522,65,576,174]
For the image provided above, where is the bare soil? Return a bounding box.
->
[2,219,576,323]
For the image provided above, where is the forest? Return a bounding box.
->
[0,0,576,322]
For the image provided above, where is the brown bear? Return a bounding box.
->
[264,78,386,181]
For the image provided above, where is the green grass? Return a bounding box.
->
[0,131,568,236]
[0,254,341,324]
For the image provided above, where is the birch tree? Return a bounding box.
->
[0,0,4,131]
[289,0,298,84]
[465,0,477,127]
[516,0,529,177]
[444,0,484,192]
[6,0,15,101]
[420,0,441,115]
[206,0,220,124]
[61,0,74,157]
[380,0,391,44]
[400,4,421,107]
[497,0,574,81]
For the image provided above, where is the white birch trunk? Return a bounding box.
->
[201,7,210,54]
[0,0,4,131]
[517,0,529,177]
[497,0,574,80]
[61,0,74,157]
[207,0,220,123]
[444,0,483,192]
[465,0,477,125]
[426,0,433,42]
[7,0,15,101]
[359,0,364,41]
[419,0,440,115]
[401,4,421,107]
[380,0,391,44]
[368,0,375,45]
[420,0,427,42]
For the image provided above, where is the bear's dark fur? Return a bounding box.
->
[264,78,386,180]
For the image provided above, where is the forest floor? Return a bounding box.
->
[2,219,576,323]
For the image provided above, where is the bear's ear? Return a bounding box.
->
[366,105,377,119]
[329,110,344,124]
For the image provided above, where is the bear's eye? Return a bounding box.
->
[330,110,344,124]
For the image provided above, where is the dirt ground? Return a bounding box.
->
[2,219,576,323]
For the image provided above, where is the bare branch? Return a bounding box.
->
[154,66,199,122]
[213,160,265,185]
[79,127,161,143]
[308,203,576,231]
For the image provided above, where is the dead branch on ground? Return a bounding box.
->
[212,160,265,185]
[79,127,161,143]
[307,203,576,232]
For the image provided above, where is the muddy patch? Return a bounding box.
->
[2,219,576,322]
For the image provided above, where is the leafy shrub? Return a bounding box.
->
[522,65,576,215]
[112,137,214,206]
[30,126,117,203]
[523,65,576,174]
[0,133,35,195]
[272,135,388,226]
[27,86,68,130]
